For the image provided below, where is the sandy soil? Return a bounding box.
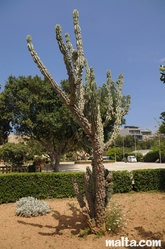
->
[0,192,165,249]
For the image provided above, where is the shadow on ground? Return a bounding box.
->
[17,202,86,237]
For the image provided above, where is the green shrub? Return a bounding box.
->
[112,171,132,193]
[65,152,73,159]
[0,172,84,203]
[132,168,165,191]
[143,151,165,162]
[143,151,159,162]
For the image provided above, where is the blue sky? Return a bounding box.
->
[0,0,165,132]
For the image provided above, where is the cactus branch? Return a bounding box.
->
[26,35,70,106]
[26,35,92,137]
[55,25,76,105]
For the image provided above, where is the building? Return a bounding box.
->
[119,126,152,141]
[7,134,27,144]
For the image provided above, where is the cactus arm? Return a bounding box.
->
[72,10,85,84]
[104,74,131,151]
[55,25,76,105]
[103,70,116,128]
[26,35,70,106]
[65,32,85,112]
[26,35,92,136]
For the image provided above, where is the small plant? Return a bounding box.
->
[79,227,91,238]
[105,202,125,234]
[95,227,106,238]
[15,196,51,217]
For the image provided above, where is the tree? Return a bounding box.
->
[0,76,80,171]
[159,112,165,135]
[0,92,12,145]
[106,147,122,161]
[26,9,131,232]
[26,138,45,161]
[159,111,165,123]
[0,142,27,166]
[0,139,45,166]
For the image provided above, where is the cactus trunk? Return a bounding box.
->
[90,135,106,229]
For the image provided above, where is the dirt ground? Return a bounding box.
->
[0,192,165,249]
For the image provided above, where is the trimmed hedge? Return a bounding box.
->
[0,170,133,203]
[0,172,84,203]
[112,170,132,193]
[0,168,165,204]
[132,168,165,191]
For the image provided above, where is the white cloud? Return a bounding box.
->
[153,100,165,107]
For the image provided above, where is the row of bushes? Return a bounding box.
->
[0,168,165,203]
[0,172,84,203]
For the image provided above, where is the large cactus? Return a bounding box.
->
[26,9,131,232]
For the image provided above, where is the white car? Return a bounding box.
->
[127,156,137,162]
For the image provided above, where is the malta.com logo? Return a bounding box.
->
[105,237,161,247]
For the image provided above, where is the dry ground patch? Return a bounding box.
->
[0,192,165,249]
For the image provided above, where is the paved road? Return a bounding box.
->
[59,161,165,172]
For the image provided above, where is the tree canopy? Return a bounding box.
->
[0,75,80,171]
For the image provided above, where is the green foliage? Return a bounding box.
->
[26,139,45,160]
[132,169,165,191]
[150,133,165,155]
[0,92,12,145]
[0,140,44,165]
[0,142,27,166]
[106,147,122,161]
[159,111,165,124]
[143,151,164,162]
[112,171,132,193]
[65,152,73,159]
[0,172,84,203]
[114,135,155,151]
[159,112,165,138]
[79,227,91,238]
